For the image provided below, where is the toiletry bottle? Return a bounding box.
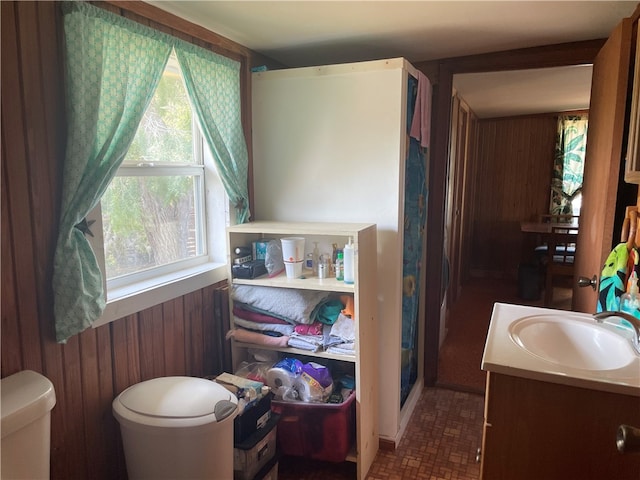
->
[312,242,320,274]
[335,252,344,281]
[343,238,355,284]
[331,244,338,276]
[619,271,640,319]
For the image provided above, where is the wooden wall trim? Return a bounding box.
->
[423,67,453,386]
[416,39,605,75]
[103,1,250,61]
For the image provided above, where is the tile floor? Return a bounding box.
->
[278,387,485,479]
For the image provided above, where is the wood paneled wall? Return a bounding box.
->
[1,2,255,478]
[469,114,558,278]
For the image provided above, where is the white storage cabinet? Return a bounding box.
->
[251,58,427,445]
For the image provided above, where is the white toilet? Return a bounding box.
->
[1,370,57,480]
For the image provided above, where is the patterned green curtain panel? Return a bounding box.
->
[175,44,250,223]
[53,2,249,342]
[550,114,588,215]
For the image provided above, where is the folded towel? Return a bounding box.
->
[310,297,344,325]
[226,328,290,348]
[326,342,356,356]
[340,294,355,317]
[233,317,295,336]
[232,285,329,324]
[330,313,356,342]
[294,321,323,335]
[233,304,289,325]
[287,336,321,352]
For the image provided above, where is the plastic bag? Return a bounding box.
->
[268,359,333,403]
[234,361,274,384]
[264,239,285,277]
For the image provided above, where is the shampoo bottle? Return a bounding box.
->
[343,237,355,285]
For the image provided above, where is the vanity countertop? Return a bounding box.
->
[481,303,640,396]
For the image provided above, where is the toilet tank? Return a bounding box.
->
[1,370,56,480]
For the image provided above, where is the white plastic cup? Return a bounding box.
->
[284,261,303,279]
[280,237,305,262]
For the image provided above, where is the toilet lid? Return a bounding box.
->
[118,377,237,422]
[1,370,56,438]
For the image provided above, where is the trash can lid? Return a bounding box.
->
[117,376,237,422]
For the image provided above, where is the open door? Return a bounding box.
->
[573,18,633,312]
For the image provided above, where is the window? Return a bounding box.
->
[550,114,588,215]
[90,51,230,327]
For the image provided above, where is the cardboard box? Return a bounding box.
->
[252,240,272,260]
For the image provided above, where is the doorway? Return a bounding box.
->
[420,39,607,387]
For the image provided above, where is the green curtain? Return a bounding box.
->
[53,2,249,342]
[550,114,588,214]
[176,44,250,223]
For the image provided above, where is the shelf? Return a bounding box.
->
[345,444,357,463]
[227,221,375,237]
[232,341,357,363]
[231,270,355,293]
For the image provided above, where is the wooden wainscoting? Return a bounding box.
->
[1,2,241,478]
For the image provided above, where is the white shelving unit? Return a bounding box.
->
[226,221,378,480]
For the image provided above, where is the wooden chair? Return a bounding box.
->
[544,226,578,306]
[533,214,579,267]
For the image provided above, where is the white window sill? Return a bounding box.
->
[92,261,228,328]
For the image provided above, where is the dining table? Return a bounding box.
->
[519,220,579,268]
[520,221,579,234]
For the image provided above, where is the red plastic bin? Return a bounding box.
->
[271,390,355,463]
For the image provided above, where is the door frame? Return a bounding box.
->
[415,39,606,386]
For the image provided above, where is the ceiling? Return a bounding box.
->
[149,1,638,118]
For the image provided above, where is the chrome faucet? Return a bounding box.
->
[593,311,640,354]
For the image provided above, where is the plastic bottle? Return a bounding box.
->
[343,237,355,285]
[620,271,640,319]
[335,252,344,281]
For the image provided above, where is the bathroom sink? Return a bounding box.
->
[508,314,636,371]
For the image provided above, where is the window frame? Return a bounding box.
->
[89,59,233,329]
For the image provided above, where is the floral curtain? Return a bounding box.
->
[550,114,588,214]
[53,2,249,342]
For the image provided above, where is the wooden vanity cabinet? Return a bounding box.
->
[480,372,640,480]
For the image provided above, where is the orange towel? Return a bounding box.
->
[340,295,355,318]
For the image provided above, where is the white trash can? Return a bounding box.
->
[113,376,238,480]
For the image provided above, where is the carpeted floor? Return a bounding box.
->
[436,277,572,393]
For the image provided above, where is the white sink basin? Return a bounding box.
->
[509,314,636,371]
